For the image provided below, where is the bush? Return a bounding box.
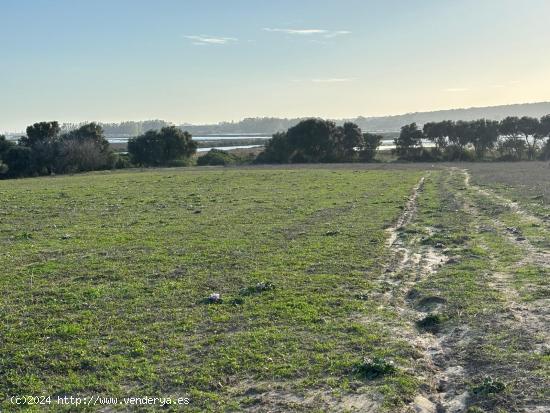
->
[416,313,444,333]
[57,123,114,173]
[197,149,238,166]
[0,160,8,175]
[472,376,506,396]
[114,153,133,169]
[355,356,397,380]
[3,146,33,177]
[444,145,475,161]
[128,126,196,166]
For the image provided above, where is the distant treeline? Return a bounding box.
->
[1,115,549,179]
[0,122,197,178]
[256,115,550,164]
[59,120,173,137]
[21,101,545,138]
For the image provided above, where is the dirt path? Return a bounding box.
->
[381,175,467,413]
[458,169,550,348]
[387,169,549,412]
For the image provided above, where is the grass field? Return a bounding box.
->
[1,163,548,412]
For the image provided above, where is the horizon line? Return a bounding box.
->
[3,99,550,134]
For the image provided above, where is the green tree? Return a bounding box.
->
[517,116,542,160]
[538,115,550,160]
[286,119,338,163]
[20,121,61,174]
[337,122,363,161]
[0,135,15,175]
[59,123,115,172]
[0,135,14,154]
[470,119,499,159]
[499,117,527,160]
[423,121,452,151]
[128,126,196,166]
[360,133,382,162]
[256,132,291,163]
[394,123,423,160]
[3,146,33,177]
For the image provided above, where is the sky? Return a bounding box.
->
[1,0,550,132]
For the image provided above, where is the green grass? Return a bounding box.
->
[1,164,547,412]
[0,167,428,412]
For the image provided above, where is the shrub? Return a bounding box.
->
[472,376,506,396]
[114,153,133,169]
[416,313,444,333]
[197,149,238,166]
[128,126,196,166]
[58,123,114,173]
[355,356,397,379]
[3,146,33,177]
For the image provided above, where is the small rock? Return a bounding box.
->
[412,395,436,413]
[207,293,221,303]
[194,210,202,214]
[61,234,72,240]
[516,236,526,241]
[434,242,445,249]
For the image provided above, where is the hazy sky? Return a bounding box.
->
[1,0,550,131]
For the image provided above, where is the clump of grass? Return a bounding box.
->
[355,356,397,380]
[240,281,275,296]
[416,313,444,333]
[472,376,506,396]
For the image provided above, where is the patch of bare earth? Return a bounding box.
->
[235,381,381,412]
[381,176,468,413]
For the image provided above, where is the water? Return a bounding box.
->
[107,135,271,143]
[197,145,263,152]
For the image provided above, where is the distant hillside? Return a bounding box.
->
[351,102,550,132]
[180,102,550,135]
[8,102,548,138]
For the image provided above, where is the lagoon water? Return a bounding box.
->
[107,135,271,143]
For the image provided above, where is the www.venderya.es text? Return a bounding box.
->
[9,395,191,407]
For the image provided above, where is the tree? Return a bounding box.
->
[360,133,382,162]
[540,115,550,137]
[470,119,499,159]
[128,126,196,166]
[21,121,61,147]
[499,117,527,160]
[286,119,338,163]
[538,115,550,160]
[256,132,292,163]
[394,123,423,160]
[0,135,15,176]
[423,121,450,151]
[19,121,61,174]
[2,146,33,177]
[0,135,14,155]
[497,138,526,161]
[58,123,114,172]
[516,116,542,160]
[337,122,363,161]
